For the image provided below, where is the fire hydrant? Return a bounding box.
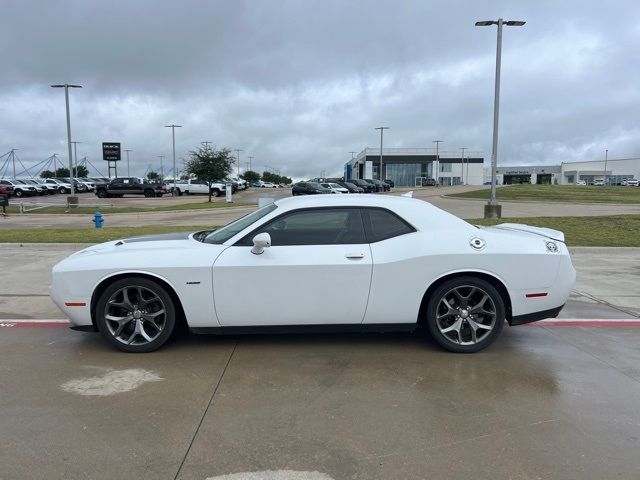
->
[92,211,104,229]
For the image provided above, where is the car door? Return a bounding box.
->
[212,207,373,326]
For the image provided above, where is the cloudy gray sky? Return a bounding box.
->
[1,0,639,179]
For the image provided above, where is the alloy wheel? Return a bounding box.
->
[103,285,167,346]
[435,285,497,345]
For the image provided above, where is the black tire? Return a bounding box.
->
[14,189,23,197]
[59,187,68,194]
[95,277,176,353]
[96,189,107,198]
[144,189,154,198]
[213,189,222,197]
[175,188,182,196]
[424,276,505,353]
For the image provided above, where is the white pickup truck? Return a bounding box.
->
[171,179,227,196]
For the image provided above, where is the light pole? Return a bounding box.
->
[604,149,608,185]
[201,141,213,148]
[460,147,467,185]
[124,149,132,177]
[374,127,389,191]
[157,155,165,180]
[433,140,443,184]
[248,156,254,172]
[235,149,243,177]
[476,18,525,218]
[165,124,182,195]
[51,83,82,198]
[71,141,81,177]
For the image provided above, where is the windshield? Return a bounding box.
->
[204,203,278,244]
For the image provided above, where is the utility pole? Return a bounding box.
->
[71,141,81,177]
[433,140,443,184]
[124,149,132,177]
[51,83,82,199]
[165,124,182,195]
[235,149,243,177]
[157,155,165,180]
[476,18,525,218]
[604,149,609,185]
[201,141,213,148]
[460,147,467,185]
[11,149,17,179]
[374,127,389,191]
[248,156,254,172]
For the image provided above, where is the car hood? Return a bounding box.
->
[69,231,210,257]
[481,223,565,242]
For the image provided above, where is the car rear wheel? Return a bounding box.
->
[14,189,23,197]
[425,277,504,353]
[59,187,68,194]
[144,189,154,198]
[95,277,176,353]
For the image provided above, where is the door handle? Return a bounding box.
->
[345,253,365,259]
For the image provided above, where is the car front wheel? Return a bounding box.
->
[95,277,176,353]
[425,277,504,353]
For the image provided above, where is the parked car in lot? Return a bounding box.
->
[95,177,167,198]
[348,179,377,193]
[20,179,47,195]
[576,180,587,186]
[383,179,395,188]
[228,177,247,190]
[77,178,96,192]
[422,178,438,186]
[594,179,605,186]
[320,182,349,194]
[0,179,37,197]
[291,182,332,195]
[170,179,226,196]
[622,178,638,186]
[56,177,87,193]
[0,182,14,197]
[338,182,364,193]
[43,178,73,194]
[51,194,576,354]
[261,182,277,188]
[364,179,391,191]
[29,178,56,195]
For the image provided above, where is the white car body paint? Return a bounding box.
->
[50,195,575,331]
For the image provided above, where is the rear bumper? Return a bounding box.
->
[511,305,564,326]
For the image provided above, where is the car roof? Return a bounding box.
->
[272,194,469,231]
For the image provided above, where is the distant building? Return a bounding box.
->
[344,148,484,187]
[483,165,562,185]
[560,157,640,185]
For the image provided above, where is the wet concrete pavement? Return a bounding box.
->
[1,324,640,479]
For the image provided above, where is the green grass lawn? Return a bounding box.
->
[449,184,640,204]
[0,225,219,243]
[470,215,640,247]
[1,200,253,214]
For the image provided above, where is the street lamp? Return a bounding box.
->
[460,147,467,185]
[476,18,525,218]
[374,127,389,191]
[51,83,82,199]
[248,156,254,171]
[433,140,443,184]
[165,124,182,194]
[604,149,609,185]
[157,155,165,180]
[71,141,81,176]
[124,149,132,177]
[235,149,243,177]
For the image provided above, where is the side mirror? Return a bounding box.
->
[251,232,271,255]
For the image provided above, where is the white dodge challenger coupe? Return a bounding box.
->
[50,194,575,353]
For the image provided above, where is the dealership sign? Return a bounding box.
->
[102,142,121,161]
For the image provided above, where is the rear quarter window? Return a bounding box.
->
[363,208,416,242]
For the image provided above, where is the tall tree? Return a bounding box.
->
[73,165,89,177]
[40,170,55,178]
[241,170,260,184]
[147,171,160,181]
[186,145,234,202]
[55,167,70,177]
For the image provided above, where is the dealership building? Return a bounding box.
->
[344,148,485,187]
[483,157,640,185]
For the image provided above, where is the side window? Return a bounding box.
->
[237,208,366,246]
[112,179,123,186]
[363,208,416,242]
